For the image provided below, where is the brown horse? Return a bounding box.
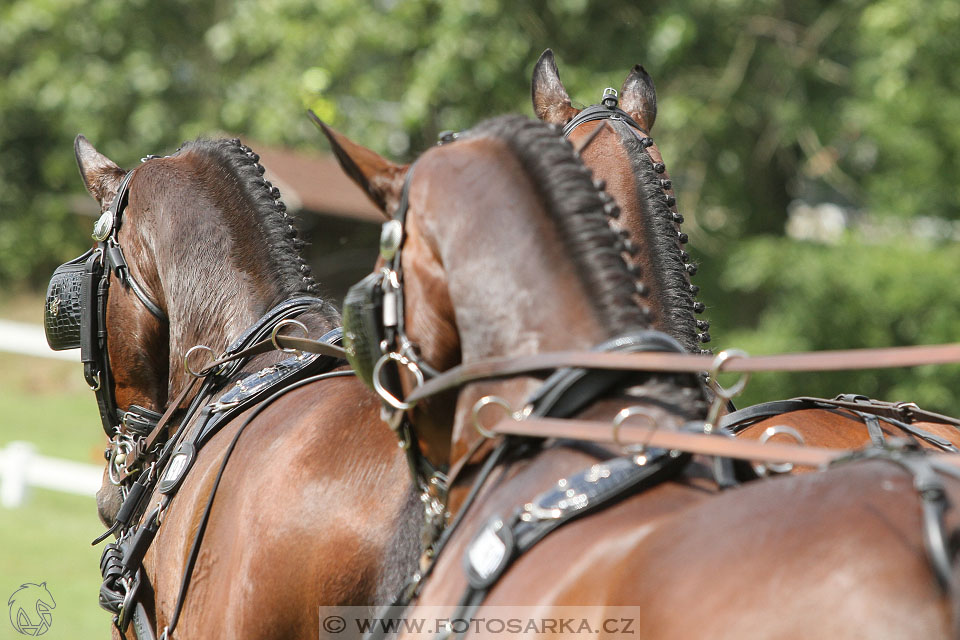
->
[530,50,960,466]
[70,137,419,639]
[319,113,960,638]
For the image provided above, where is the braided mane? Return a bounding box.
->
[619,126,702,353]
[175,138,321,301]
[462,115,649,336]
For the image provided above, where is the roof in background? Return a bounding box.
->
[70,143,384,223]
[254,144,383,223]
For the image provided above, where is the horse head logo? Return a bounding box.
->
[7,583,56,636]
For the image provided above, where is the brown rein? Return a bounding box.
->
[488,416,960,470]
[406,342,960,404]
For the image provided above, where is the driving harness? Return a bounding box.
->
[46,161,352,640]
[337,125,960,640]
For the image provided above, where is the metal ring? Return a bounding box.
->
[107,444,123,486]
[611,406,659,453]
[184,345,216,378]
[709,349,750,399]
[88,372,102,391]
[471,396,516,439]
[107,437,136,485]
[754,425,805,475]
[270,318,309,353]
[372,352,424,411]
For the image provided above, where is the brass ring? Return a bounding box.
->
[184,344,216,378]
[271,319,309,353]
[709,349,750,399]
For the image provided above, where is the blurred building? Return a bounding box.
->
[71,145,383,305]
[254,145,382,303]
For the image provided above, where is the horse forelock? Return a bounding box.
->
[619,125,701,353]
[460,115,650,338]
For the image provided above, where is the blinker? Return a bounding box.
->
[380,220,403,260]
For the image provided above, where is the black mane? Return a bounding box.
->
[464,115,649,336]
[619,125,701,353]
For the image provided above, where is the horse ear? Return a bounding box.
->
[531,49,578,126]
[619,64,657,132]
[308,111,404,217]
[74,135,126,205]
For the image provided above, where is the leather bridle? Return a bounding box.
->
[85,167,168,441]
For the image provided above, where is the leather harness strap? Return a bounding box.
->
[485,416,960,470]
[406,343,960,404]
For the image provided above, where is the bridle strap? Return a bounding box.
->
[99,168,166,322]
[406,342,960,404]
[562,103,649,138]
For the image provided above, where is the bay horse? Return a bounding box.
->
[65,136,420,639]
[530,49,960,467]
[318,113,960,638]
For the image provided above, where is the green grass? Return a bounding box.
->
[1,293,112,639]
[1,490,106,639]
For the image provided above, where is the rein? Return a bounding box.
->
[405,342,960,404]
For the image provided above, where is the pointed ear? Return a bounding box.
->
[619,64,657,132]
[308,111,405,218]
[75,135,126,206]
[531,49,578,126]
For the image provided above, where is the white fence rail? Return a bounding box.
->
[0,441,102,508]
[0,319,78,361]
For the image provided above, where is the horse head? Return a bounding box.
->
[72,136,337,524]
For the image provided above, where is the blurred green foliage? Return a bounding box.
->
[1,0,959,410]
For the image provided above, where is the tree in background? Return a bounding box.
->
[2,0,958,410]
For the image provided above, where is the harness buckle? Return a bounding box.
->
[601,87,619,109]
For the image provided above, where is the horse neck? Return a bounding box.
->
[409,140,612,367]
[577,121,701,353]
[142,172,317,398]
[405,136,701,472]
